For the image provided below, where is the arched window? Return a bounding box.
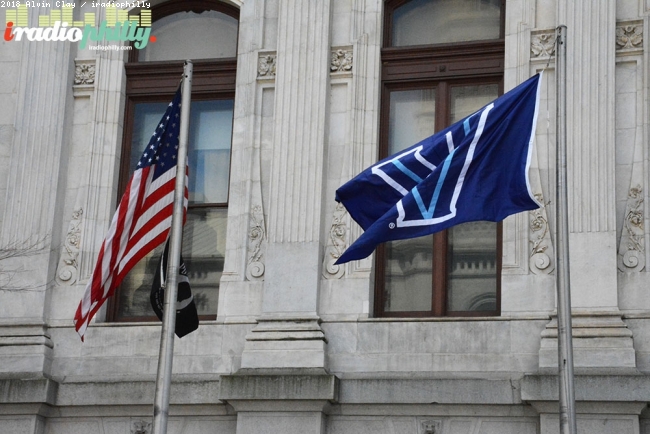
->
[107,0,238,321]
[376,0,504,317]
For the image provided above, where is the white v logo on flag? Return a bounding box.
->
[395,103,494,228]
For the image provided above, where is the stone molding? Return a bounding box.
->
[241,316,328,370]
[538,312,636,370]
[522,374,650,402]
[219,370,338,402]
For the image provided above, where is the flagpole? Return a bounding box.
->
[555,25,577,434]
[152,60,193,434]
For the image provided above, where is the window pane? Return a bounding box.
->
[383,89,436,312]
[389,88,436,154]
[115,208,226,318]
[117,99,232,319]
[188,100,233,204]
[450,84,499,122]
[447,84,500,312]
[392,0,501,47]
[138,10,238,61]
[182,208,227,315]
[129,99,234,204]
[447,221,498,312]
[384,235,434,312]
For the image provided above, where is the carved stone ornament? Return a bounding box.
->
[616,22,643,51]
[322,202,348,279]
[529,194,554,274]
[531,30,556,58]
[56,208,83,285]
[131,420,151,434]
[419,420,442,434]
[330,48,353,73]
[74,61,96,85]
[257,53,277,79]
[618,185,645,271]
[246,205,266,280]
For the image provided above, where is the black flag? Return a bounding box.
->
[150,240,199,338]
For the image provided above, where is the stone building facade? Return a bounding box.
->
[1,0,649,433]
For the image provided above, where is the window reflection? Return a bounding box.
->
[392,0,501,47]
[138,10,238,61]
[118,99,233,318]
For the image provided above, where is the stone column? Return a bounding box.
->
[240,0,332,370]
[0,6,73,380]
[539,0,635,370]
[225,3,336,434]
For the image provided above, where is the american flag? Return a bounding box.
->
[74,87,188,340]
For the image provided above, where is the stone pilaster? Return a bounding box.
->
[538,1,636,370]
[558,0,618,308]
[1,7,72,294]
[0,7,72,379]
[241,0,331,370]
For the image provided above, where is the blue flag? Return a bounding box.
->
[335,73,543,264]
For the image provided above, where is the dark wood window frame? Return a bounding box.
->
[374,0,506,318]
[106,0,238,322]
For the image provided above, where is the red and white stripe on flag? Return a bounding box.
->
[74,87,188,340]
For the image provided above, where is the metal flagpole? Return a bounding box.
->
[555,26,577,434]
[152,60,193,434]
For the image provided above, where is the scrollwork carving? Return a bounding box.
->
[131,420,151,434]
[531,30,556,58]
[74,62,95,85]
[322,203,348,279]
[330,48,353,73]
[56,208,83,285]
[258,53,277,79]
[616,23,643,51]
[419,420,442,434]
[529,194,554,274]
[246,205,266,280]
[618,185,645,271]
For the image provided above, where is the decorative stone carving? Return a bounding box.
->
[529,194,554,274]
[330,48,353,73]
[257,53,277,79]
[419,420,442,434]
[616,22,643,51]
[618,185,645,271]
[531,30,556,58]
[322,203,348,279]
[246,205,266,280]
[131,420,151,434]
[56,208,83,285]
[74,60,96,85]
